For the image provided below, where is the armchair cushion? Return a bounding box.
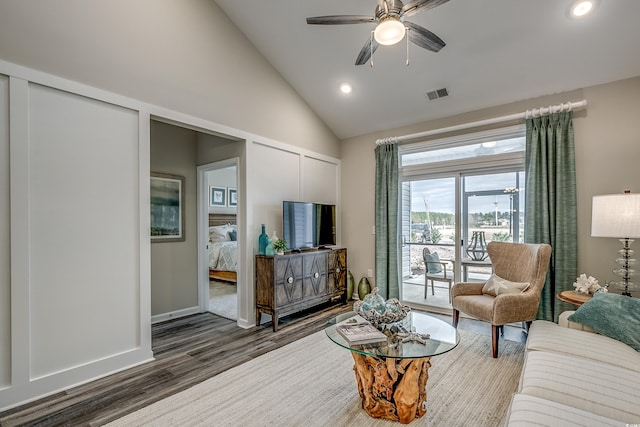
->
[482,273,530,297]
[424,252,443,273]
[567,292,640,351]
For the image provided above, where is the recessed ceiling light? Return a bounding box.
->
[570,0,596,18]
[339,83,352,95]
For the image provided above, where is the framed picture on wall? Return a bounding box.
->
[228,188,237,207]
[209,186,226,207]
[150,173,185,242]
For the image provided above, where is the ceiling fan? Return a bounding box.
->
[306,0,449,66]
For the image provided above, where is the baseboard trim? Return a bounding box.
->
[151,306,200,324]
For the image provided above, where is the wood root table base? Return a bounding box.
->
[351,352,431,424]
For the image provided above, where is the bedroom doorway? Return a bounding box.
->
[198,159,240,321]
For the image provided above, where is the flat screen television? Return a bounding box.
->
[283,201,336,250]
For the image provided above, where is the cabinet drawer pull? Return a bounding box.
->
[335,267,341,274]
[287,276,294,284]
[314,272,319,279]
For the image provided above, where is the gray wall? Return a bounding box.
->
[0,0,339,157]
[150,121,198,316]
[341,76,640,297]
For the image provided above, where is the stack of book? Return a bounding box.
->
[336,321,388,345]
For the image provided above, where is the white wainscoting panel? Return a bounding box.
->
[0,74,10,389]
[250,142,301,235]
[302,156,339,205]
[27,84,140,379]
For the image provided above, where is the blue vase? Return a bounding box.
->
[265,240,274,256]
[258,224,269,255]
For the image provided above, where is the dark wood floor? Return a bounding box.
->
[0,303,527,427]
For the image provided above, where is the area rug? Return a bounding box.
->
[108,329,524,426]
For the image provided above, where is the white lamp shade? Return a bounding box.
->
[591,193,640,238]
[374,17,406,45]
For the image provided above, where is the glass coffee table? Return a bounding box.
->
[325,311,459,424]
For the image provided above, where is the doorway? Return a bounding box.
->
[198,160,240,321]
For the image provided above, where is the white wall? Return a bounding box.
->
[244,140,341,327]
[0,74,10,389]
[207,166,237,215]
[341,77,640,298]
[1,70,153,409]
[0,0,339,158]
[0,0,343,410]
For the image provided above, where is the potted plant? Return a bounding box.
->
[273,238,287,255]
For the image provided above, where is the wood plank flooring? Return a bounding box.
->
[0,302,527,427]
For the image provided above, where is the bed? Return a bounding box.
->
[208,213,238,283]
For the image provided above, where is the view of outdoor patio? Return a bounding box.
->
[401,172,525,311]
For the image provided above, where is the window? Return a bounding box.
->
[399,125,526,308]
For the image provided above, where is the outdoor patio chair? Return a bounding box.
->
[423,247,454,302]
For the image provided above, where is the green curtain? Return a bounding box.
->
[375,143,399,300]
[524,111,577,321]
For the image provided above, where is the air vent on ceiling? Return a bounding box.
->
[425,87,449,101]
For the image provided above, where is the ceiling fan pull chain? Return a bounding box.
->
[370,31,374,67]
[406,26,410,66]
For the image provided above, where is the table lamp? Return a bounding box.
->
[591,191,640,296]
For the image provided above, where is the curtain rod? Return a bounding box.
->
[375,99,587,145]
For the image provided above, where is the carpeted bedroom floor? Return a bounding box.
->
[208,279,237,320]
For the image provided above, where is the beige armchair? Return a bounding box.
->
[423,247,454,302]
[452,241,552,358]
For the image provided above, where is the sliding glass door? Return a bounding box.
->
[398,126,526,312]
[400,177,457,310]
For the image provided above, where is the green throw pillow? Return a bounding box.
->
[567,292,640,351]
[424,252,443,274]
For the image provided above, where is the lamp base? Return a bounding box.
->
[610,238,637,297]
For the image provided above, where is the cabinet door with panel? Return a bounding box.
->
[274,254,304,306]
[328,248,347,298]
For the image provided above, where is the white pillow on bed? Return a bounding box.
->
[209,225,231,243]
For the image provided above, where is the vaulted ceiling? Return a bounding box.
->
[215,0,640,139]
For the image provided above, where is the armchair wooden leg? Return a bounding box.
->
[491,325,500,358]
[431,279,435,295]
[525,321,532,332]
[452,309,459,328]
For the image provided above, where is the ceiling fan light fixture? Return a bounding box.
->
[374,16,406,45]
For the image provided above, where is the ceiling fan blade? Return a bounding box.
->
[306,15,375,25]
[405,21,446,52]
[355,37,379,66]
[401,0,450,17]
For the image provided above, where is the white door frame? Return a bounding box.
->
[197,158,240,318]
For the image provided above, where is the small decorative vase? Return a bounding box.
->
[466,231,488,260]
[265,240,274,256]
[258,224,269,255]
[358,277,372,300]
[346,271,355,300]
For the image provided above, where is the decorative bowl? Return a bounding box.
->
[353,299,411,327]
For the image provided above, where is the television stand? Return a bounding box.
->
[255,248,347,331]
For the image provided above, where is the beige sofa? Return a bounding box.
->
[504,312,640,426]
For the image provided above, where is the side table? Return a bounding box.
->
[556,290,592,307]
